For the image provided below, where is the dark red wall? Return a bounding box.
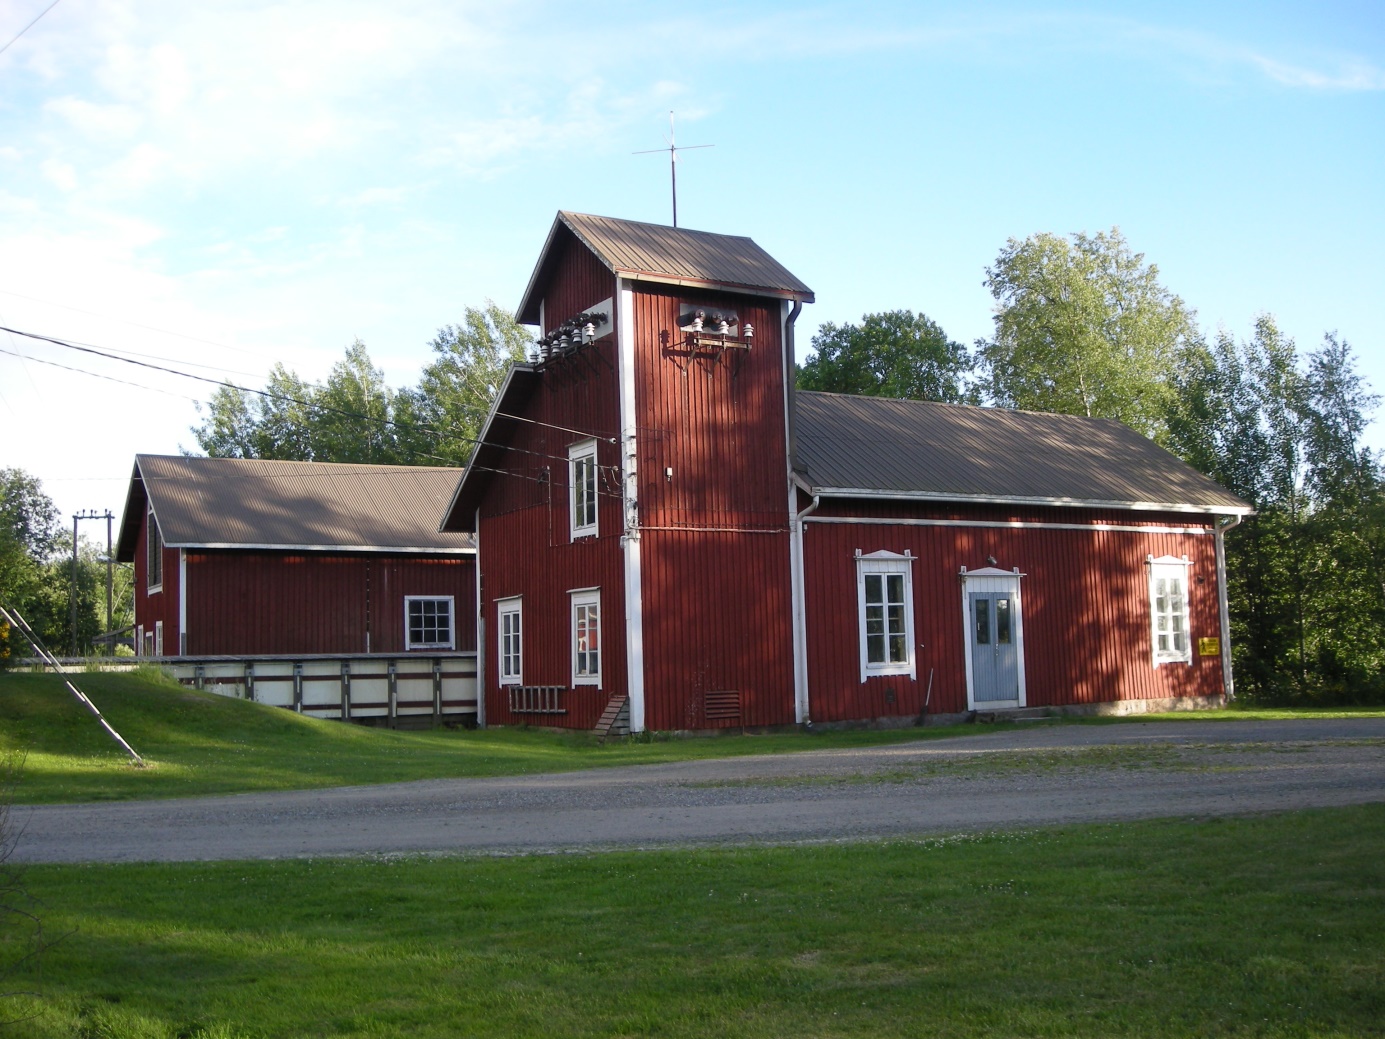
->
[132,509,179,654]
[132,499,476,658]
[182,551,475,656]
[632,285,796,729]
[477,235,625,727]
[801,504,1225,723]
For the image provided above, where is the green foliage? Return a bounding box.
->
[11,807,1385,1037]
[190,304,532,467]
[980,227,1197,440]
[797,310,976,403]
[412,301,533,465]
[1167,319,1385,704]
[1,470,118,662]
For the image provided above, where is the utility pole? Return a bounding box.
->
[71,509,115,657]
[634,112,713,228]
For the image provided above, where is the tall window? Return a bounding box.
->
[856,551,916,682]
[405,596,455,651]
[569,440,598,539]
[1148,556,1192,666]
[146,506,163,592]
[571,588,601,686]
[498,597,522,685]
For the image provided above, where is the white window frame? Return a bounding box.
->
[570,587,601,687]
[569,439,598,539]
[1148,555,1193,666]
[146,505,163,594]
[404,595,456,651]
[154,620,164,657]
[856,550,916,683]
[497,596,523,686]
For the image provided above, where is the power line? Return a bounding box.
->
[0,323,619,468]
[0,0,62,58]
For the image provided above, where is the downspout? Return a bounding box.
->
[782,297,812,725]
[784,299,803,475]
[1215,513,1246,702]
[474,508,485,728]
[791,490,820,725]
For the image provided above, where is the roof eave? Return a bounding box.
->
[806,486,1254,516]
[439,362,538,532]
[515,214,573,325]
[615,270,814,303]
[164,542,475,554]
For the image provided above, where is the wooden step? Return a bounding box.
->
[593,695,630,741]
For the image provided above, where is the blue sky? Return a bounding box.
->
[1,0,1382,523]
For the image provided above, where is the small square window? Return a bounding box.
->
[405,596,455,651]
[569,440,598,539]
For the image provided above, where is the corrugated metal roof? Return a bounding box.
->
[517,211,814,323]
[116,455,475,560]
[794,392,1250,514]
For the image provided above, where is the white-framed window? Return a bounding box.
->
[497,597,522,686]
[856,550,916,682]
[147,506,163,593]
[405,596,455,651]
[154,621,164,657]
[570,588,601,686]
[1148,555,1192,666]
[569,440,598,539]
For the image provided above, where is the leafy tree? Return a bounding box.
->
[980,227,1197,440]
[1167,318,1385,703]
[191,304,532,467]
[413,302,533,464]
[797,310,976,403]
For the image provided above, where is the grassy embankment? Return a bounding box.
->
[2,805,1381,1038]
[1,668,1381,804]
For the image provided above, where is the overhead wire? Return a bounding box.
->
[0,0,62,58]
[0,324,624,486]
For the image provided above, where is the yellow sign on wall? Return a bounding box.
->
[1198,637,1221,657]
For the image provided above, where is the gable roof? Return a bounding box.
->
[517,211,814,324]
[116,455,475,561]
[794,392,1250,515]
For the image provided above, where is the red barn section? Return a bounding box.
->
[444,212,814,731]
[117,456,475,658]
[443,211,1251,733]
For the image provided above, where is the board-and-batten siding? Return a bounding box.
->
[632,284,795,728]
[476,237,625,727]
[133,509,180,652]
[801,507,1223,723]
[181,552,476,656]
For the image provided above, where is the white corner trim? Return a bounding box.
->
[178,549,187,654]
[616,278,646,731]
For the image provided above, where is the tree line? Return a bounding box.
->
[0,469,125,662]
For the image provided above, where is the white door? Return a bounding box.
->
[960,567,1026,710]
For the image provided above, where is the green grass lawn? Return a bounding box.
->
[3,805,1381,1038]
[2,669,1381,805]
[0,670,1016,805]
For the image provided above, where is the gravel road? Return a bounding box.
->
[11,718,1384,863]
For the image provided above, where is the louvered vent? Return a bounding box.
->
[704,689,741,724]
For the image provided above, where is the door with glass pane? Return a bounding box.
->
[969,592,1020,703]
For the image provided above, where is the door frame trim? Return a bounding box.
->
[959,566,1026,711]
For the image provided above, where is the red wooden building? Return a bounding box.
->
[441,211,1250,733]
[117,455,476,658]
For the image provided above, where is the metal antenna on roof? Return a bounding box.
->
[633,111,713,228]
